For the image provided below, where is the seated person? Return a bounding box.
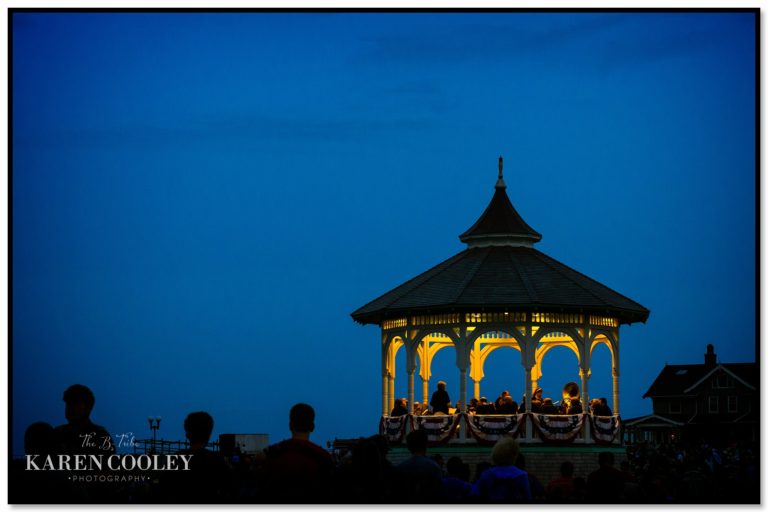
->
[496,396,519,414]
[494,391,510,410]
[540,398,559,415]
[413,402,422,416]
[566,398,584,415]
[530,388,544,413]
[390,398,408,417]
[468,398,479,414]
[597,398,612,416]
[476,397,496,415]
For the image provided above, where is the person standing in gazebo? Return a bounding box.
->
[430,381,451,415]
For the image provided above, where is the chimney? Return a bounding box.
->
[704,344,717,367]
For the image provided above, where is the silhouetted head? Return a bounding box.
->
[446,456,465,477]
[491,437,520,467]
[560,460,574,477]
[351,437,383,475]
[437,381,446,391]
[184,411,214,445]
[25,422,55,455]
[405,429,428,455]
[394,398,407,409]
[533,388,543,399]
[600,397,609,406]
[368,434,389,457]
[289,403,315,434]
[63,384,95,424]
[598,451,615,467]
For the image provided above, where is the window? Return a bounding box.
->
[712,373,732,389]
[668,400,681,414]
[708,396,719,413]
[728,396,738,413]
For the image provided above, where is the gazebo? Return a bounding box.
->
[351,157,649,444]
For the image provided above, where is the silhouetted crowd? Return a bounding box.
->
[10,383,759,504]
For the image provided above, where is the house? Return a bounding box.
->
[623,344,757,446]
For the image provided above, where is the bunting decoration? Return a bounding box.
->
[530,413,585,442]
[465,413,524,444]
[413,414,461,445]
[590,414,621,444]
[378,415,407,444]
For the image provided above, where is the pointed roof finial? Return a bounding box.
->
[496,155,506,189]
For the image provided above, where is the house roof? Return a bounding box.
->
[350,245,650,325]
[643,362,758,398]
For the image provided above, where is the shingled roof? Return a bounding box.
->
[351,245,649,325]
[351,157,650,326]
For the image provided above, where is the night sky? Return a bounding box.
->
[11,11,756,456]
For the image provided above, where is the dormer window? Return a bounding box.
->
[712,372,732,389]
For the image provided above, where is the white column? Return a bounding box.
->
[524,366,533,442]
[422,378,429,409]
[459,368,468,441]
[580,368,590,442]
[459,368,468,412]
[473,379,480,401]
[382,374,388,416]
[456,332,471,443]
[388,375,395,412]
[612,368,620,416]
[408,370,415,414]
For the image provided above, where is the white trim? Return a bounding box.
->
[623,414,684,427]
[683,365,756,394]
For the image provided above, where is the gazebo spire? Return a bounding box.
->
[458,156,542,248]
[496,155,506,189]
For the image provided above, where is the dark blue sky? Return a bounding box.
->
[11,11,756,455]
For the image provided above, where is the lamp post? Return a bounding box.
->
[148,416,161,453]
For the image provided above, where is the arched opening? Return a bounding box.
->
[535,340,581,408]
[468,327,525,406]
[589,337,614,413]
[422,334,457,413]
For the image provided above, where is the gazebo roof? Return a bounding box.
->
[350,245,650,325]
[351,157,650,326]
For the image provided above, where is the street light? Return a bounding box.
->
[148,416,161,452]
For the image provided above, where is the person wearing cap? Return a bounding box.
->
[476,397,495,415]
